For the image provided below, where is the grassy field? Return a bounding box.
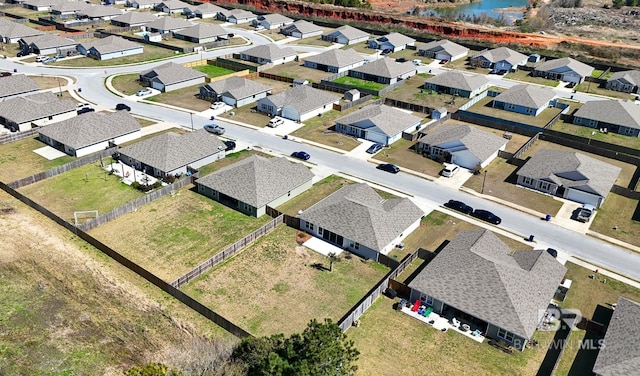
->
[182,225,389,337]
[218,102,271,127]
[290,107,363,152]
[146,83,211,112]
[89,185,272,281]
[384,73,472,111]
[53,44,180,67]
[333,76,387,91]
[286,36,333,47]
[574,81,636,100]
[28,74,69,90]
[504,70,559,87]
[198,149,271,177]
[193,65,235,77]
[18,161,145,223]
[111,73,146,96]
[590,193,640,247]
[0,136,75,183]
[465,95,563,128]
[263,61,332,83]
[373,138,443,177]
[340,42,375,54]
[277,175,355,216]
[551,119,640,150]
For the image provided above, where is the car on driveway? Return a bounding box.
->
[0,72,11,77]
[116,103,131,111]
[268,117,285,128]
[546,248,558,258]
[204,124,225,135]
[377,163,400,174]
[366,143,384,154]
[223,140,236,151]
[576,204,596,223]
[136,88,152,96]
[444,200,473,215]
[291,151,310,160]
[440,59,449,64]
[381,49,392,55]
[77,107,95,115]
[35,55,47,62]
[210,101,225,110]
[471,209,502,225]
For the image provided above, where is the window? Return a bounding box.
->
[305,222,314,231]
[588,119,597,127]
[522,177,533,186]
[506,103,516,110]
[538,181,551,191]
[526,107,534,114]
[318,227,323,236]
[348,241,359,250]
[497,328,514,342]
[354,242,359,250]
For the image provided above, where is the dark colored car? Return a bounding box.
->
[0,72,11,77]
[17,50,29,57]
[115,103,131,111]
[381,49,392,55]
[471,209,502,225]
[444,200,473,215]
[77,107,95,115]
[377,163,400,174]
[395,57,407,62]
[224,140,236,151]
[546,248,558,258]
[366,143,383,154]
[291,151,310,160]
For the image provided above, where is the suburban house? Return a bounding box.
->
[22,0,57,11]
[110,12,158,28]
[76,5,123,20]
[257,85,339,122]
[38,111,141,157]
[572,99,640,137]
[0,74,40,100]
[77,36,143,60]
[0,92,77,132]
[303,48,365,73]
[516,149,621,208]
[126,0,161,9]
[532,57,594,84]
[118,129,226,178]
[280,20,323,39]
[0,19,45,43]
[416,123,507,169]
[335,104,422,145]
[606,70,640,93]
[139,62,206,92]
[418,39,469,61]
[348,57,417,85]
[19,34,77,55]
[185,3,225,19]
[217,8,256,24]
[423,70,490,98]
[592,297,640,376]
[144,17,193,34]
[50,1,89,16]
[298,183,424,261]
[321,25,369,45]
[154,0,189,14]
[469,47,528,72]
[199,76,272,107]
[368,32,415,52]
[252,14,293,30]
[196,155,314,217]
[172,24,228,44]
[408,229,567,352]
[492,84,556,116]
[239,43,297,65]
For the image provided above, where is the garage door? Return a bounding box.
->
[151,81,164,91]
[566,189,600,207]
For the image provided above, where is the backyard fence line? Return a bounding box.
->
[334,94,372,111]
[8,147,118,189]
[170,214,284,289]
[0,128,39,145]
[512,132,541,160]
[0,180,253,340]
[76,176,192,232]
[258,71,294,83]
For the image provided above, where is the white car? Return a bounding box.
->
[210,102,225,110]
[35,55,47,62]
[268,117,285,128]
[136,88,152,96]
[441,163,460,178]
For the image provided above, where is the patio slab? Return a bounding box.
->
[33,146,67,160]
[303,236,345,257]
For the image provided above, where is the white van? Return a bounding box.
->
[441,163,460,177]
[268,117,285,128]
[412,59,421,66]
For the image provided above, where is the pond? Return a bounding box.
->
[420,0,529,25]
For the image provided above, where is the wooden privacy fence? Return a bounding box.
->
[170,214,284,288]
[258,71,294,83]
[0,128,38,145]
[8,147,118,189]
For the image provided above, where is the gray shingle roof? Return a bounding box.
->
[607,69,640,86]
[157,0,188,9]
[257,13,293,25]
[77,4,123,18]
[350,57,416,79]
[241,43,296,61]
[573,99,640,130]
[535,57,594,77]
[0,74,40,99]
[281,20,322,35]
[173,23,227,39]
[375,32,415,47]
[196,155,314,208]
[592,297,640,376]
[140,62,205,86]
[38,111,140,149]
[298,183,424,251]
[0,92,76,124]
[111,11,158,25]
[323,25,368,41]
[408,229,567,339]
[193,3,224,14]
[224,8,255,20]
[517,149,621,198]
[335,104,422,138]
[419,123,507,163]
[304,48,364,69]
[145,16,193,31]
[51,0,89,12]
[83,35,142,55]
[203,76,271,100]
[262,85,339,114]
[119,129,225,172]
[493,84,556,108]
[418,39,469,57]
[0,19,45,39]
[21,34,77,50]
[477,47,527,66]
[424,70,489,91]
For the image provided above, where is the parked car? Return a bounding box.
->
[0,72,12,77]
[136,88,152,96]
[210,101,225,110]
[440,59,449,64]
[377,163,400,174]
[412,59,421,66]
[395,57,407,62]
[381,49,392,55]
[204,124,225,135]
[77,107,95,115]
[366,143,384,154]
[546,248,558,258]
[35,55,47,62]
[576,204,596,223]
[444,200,473,215]
[43,57,57,64]
[291,151,310,160]
[115,103,131,111]
[471,209,502,225]
[77,102,90,108]
[223,140,236,151]
[441,163,460,177]
[268,117,285,128]
[54,53,64,59]
[17,50,29,57]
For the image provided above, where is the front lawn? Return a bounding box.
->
[590,193,640,247]
[504,70,559,87]
[290,107,365,152]
[550,119,640,151]
[111,73,145,96]
[218,103,270,127]
[373,138,443,177]
[0,136,75,183]
[574,81,636,100]
[465,95,563,128]
[145,83,211,112]
[340,42,375,54]
[53,44,180,67]
[333,76,387,91]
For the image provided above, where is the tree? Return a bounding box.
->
[125,363,183,376]
[233,319,359,375]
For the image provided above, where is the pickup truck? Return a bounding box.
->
[577,204,596,223]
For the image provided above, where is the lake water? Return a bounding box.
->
[421,0,529,24]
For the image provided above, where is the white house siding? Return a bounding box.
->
[233,92,268,108]
[281,106,301,122]
[294,103,335,122]
[196,11,216,19]
[71,130,141,157]
[379,218,421,255]
[480,148,501,169]
[265,179,313,210]
[258,98,279,116]
[97,47,144,60]
[449,150,480,170]
[162,77,205,92]
[274,55,297,64]
[294,30,322,39]
[565,189,602,208]
[17,111,76,132]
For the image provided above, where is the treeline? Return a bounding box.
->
[301,0,372,9]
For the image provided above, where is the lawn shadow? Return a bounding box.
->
[402,241,448,285]
[566,305,613,376]
[633,200,640,222]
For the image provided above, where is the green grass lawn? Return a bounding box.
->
[340,42,375,54]
[193,65,235,77]
[198,149,271,177]
[550,119,640,150]
[504,70,559,87]
[277,175,355,216]
[574,81,636,100]
[145,83,211,112]
[111,73,145,96]
[465,95,563,128]
[290,108,363,152]
[333,76,387,91]
[218,103,271,127]
[590,193,640,247]
[0,136,75,183]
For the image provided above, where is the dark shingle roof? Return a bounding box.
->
[241,43,296,61]
[419,123,507,163]
[261,85,339,114]
[335,104,422,137]
[573,99,640,130]
[424,70,489,92]
[119,129,225,172]
[534,57,594,77]
[516,149,621,198]
[0,19,45,39]
[418,39,469,57]
[350,57,416,79]
[304,48,364,68]
[375,32,415,47]
[203,76,271,100]
[140,62,205,86]
[0,92,76,124]
[493,84,556,109]
[21,34,77,50]
[38,111,140,149]
[196,155,314,207]
[77,4,123,18]
[298,183,424,251]
[408,229,567,339]
[592,297,640,376]
[145,16,193,31]
[0,74,40,99]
